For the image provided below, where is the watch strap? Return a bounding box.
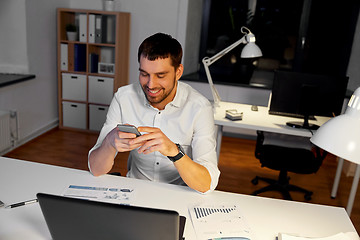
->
[167,143,185,162]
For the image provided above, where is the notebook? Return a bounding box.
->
[37,193,185,240]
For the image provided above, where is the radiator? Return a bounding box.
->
[0,110,11,153]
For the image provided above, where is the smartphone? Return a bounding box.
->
[117,124,142,137]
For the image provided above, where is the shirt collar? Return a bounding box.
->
[169,81,183,108]
[135,82,150,107]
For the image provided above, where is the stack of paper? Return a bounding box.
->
[278,232,359,240]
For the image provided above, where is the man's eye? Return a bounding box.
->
[157,74,165,78]
[140,72,148,77]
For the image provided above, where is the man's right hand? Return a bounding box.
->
[106,126,146,152]
[89,126,146,176]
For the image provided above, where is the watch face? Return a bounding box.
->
[177,144,184,154]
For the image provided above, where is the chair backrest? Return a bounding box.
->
[255,131,327,174]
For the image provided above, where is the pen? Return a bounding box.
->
[5,199,38,209]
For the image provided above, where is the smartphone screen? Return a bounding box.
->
[117,124,141,137]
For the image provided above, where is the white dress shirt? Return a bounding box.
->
[88,81,220,192]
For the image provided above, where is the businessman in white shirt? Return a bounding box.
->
[88,33,220,193]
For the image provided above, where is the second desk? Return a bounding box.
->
[214,101,331,157]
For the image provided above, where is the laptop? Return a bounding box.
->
[37,193,185,240]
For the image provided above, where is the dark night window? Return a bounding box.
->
[190,0,359,89]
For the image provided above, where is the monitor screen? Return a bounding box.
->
[269,70,349,129]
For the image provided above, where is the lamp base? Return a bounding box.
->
[286,121,319,130]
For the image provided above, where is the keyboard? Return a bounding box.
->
[268,110,316,120]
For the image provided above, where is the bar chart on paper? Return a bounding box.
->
[189,203,255,240]
[193,205,237,219]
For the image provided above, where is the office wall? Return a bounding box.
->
[0,0,70,151]
[0,0,28,73]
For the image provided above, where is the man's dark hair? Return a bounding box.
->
[138,33,183,69]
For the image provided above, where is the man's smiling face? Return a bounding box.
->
[139,55,183,110]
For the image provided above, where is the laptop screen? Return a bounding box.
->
[37,193,185,240]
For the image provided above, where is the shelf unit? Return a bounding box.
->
[57,8,130,132]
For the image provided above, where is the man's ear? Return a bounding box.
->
[175,64,184,81]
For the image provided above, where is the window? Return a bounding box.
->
[194,0,359,88]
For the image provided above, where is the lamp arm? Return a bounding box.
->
[202,36,247,67]
[202,57,221,106]
[202,26,256,107]
[202,35,247,107]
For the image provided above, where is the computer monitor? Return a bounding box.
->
[269,70,349,130]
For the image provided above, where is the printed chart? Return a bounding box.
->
[62,185,134,204]
[189,203,255,240]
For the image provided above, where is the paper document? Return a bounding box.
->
[278,232,359,240]
[62,185,134,204]
[189,203,255,240]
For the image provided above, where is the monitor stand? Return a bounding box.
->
[286,114,319,130]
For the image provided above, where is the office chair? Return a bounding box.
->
[251,131,327,201]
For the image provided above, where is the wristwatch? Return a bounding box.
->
[167,143,185,162]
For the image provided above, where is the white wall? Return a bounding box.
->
[0,0,70,151]
[0,0,28,73]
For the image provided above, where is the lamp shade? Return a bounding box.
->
[241,42,262,58]
[310,87,360,164]
[240,33,262,58]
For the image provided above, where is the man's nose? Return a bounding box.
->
[147,75,158,88]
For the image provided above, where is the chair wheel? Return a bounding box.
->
[251,177,259,185]
[304,192,312,201]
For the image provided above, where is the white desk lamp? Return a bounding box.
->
[310,87,360,215]
[202,26,262,107]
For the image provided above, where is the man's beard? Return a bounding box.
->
[142,79,176,105]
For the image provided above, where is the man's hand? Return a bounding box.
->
[129,126,211,193]
[130,126,178,157]
[107,127,146,152]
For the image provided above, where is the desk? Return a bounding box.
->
[214,101,331,157]
[0,157,357,239]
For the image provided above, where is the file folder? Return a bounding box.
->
[106,15,116,44]
[88,53,99,73]
[88,14,95,43]
[101,15,108,43]
[60,43,68,71]
[74,44,86,72]
[79,14,87,42]
[95,15,102,43]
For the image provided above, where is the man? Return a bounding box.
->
[88,33,220,193]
